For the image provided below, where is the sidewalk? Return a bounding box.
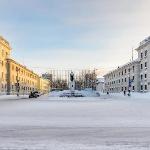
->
[0,95,29,100]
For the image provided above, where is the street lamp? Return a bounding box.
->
[0,60,2,94]
[16,67,20,96]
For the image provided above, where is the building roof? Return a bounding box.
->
[7,58,39,76]
[104,59,139,77]
[135,36,150,51]
[0,36,11,49]
[97,77,104,83]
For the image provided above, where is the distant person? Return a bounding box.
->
[107,91,109,95]
[123,90,126,96]
[128,89,131,96]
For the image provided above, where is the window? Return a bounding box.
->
[145,85,147,90]
[141,52,143,59]
[145,62,147,68]
[141,64,143,69]
[2,49,4,57]
[122,79,123,82]
[128,68,130,72]
[2,72,4,80]
[141,74,143,80]
[122,71,123,75]
[133,66,135,72]
[12,65,14,71]
[125,78,126,82]
[122,87,123,91]
[141,85,143,91]
[145,50,147,57]
[125,69,126,74]
[145,74,147,78]
[132,76,134,81]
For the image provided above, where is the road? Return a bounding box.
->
[0,95,150,150]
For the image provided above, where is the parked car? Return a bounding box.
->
[29,91,40,98]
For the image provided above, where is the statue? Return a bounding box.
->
[70,72,75,92]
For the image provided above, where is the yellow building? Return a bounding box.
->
[0,36,11,94]
[6,58,39,95]
[0,35,50,95]
[38,77,50,94]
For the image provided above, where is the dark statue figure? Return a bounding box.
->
[70,72,74,82]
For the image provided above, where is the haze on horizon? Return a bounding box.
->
[0,0,150,75]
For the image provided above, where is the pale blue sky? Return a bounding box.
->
[0,0,150,74]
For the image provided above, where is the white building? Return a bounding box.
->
[104,36,150,93]
[96,77,104,93]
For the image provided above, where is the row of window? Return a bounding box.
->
[12,66,37,80]
[108,84,148,92]
[141,50,147,59]
[107,66,135,79]
[0,49,9,58]
[11,85,36,91]
[11,75,37,86]
[0,84,37,91]
[106,76,134,85]
[141,74,147,80]
[141,85,147,90]
[140,62,147,69]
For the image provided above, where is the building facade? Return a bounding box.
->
[136,36,150,92]
[7,58,39,95]
[0,36,11,94]
[104,60,140,92]
[0,35,50,95]
[38,77,51,94]
[104,36,150,93]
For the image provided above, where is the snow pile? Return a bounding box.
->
[0,95,29,100]
[49,89,99,97]
[105,92,150,100]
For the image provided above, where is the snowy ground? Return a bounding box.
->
[0,94,150,149]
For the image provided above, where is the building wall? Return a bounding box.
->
[0,35,51,95]
[104,61,140,93]
[0,36,11,94]
[104,36,150,93]
[38,77,50,94]
[136,39,150,92]
[7,58,39,95]
[96,78,104,92]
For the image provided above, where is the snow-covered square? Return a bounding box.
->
[0,93,150,150]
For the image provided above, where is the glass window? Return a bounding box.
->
[132,76,134,80]
[141,52,143,59]
[145,50,147,57]
[133,66,134,72]
[141,74,143,80]
[141,64,143,69]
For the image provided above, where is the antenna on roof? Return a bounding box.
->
[132,47,134,61]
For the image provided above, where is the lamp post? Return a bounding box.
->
[0,60,2,94]
[16,67,20,96]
